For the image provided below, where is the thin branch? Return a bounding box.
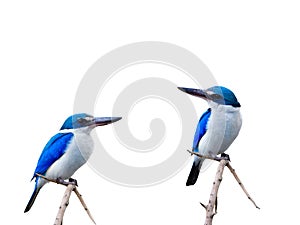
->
[200,202,207,210]
[36,173,63,185]
[73,188,96,224]
[35,174,96,224]
[226,164,260,209]
[187,150,223,161]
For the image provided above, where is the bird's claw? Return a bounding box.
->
[56,177,78,186]
[221,153,231,161]
[68,178,78,186]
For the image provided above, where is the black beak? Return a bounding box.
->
[93,117,122,126]
[177,87,208,99]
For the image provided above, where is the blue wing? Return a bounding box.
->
[192,108,211,152]
[31,132,74,180]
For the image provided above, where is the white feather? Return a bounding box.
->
[198,101,242,157]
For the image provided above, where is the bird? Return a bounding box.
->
[24,113,122,213]
[178,86,242,186]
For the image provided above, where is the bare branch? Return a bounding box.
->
[186,151,260,210]
[205,159,227,225]
[35,173,97,224]
[200,202,207,210]
[186,150,260,225]
[36,173,61,184]
[54,184,75,225]
[74,188,96,224]
[226,164,260,209]
[187,150,223,162]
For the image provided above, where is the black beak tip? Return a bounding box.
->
[177,87,187,92]
[113,117,122,123]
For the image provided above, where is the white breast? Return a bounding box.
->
[43,128,94,183]
[198,103,242,156]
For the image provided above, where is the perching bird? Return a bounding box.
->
[178,86,242,186]
[24,113,122,213]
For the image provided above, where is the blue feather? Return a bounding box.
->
[192,108,211,151]
[207,86,240,107]
[31,132,74,180]
[60,113,92,130]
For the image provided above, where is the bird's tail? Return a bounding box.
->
[186,159,204,186]
[24,187,40,213]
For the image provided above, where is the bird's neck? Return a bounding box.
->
[209,101,240,113]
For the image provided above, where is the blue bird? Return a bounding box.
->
[24,113,122,213]
[178,86,242,186]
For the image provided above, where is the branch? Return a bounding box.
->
[226,164,260,209]
[36,174,96,224]
[54,184,75,225]
[205,159,228,225]
[187,150,224,161]
[73,188,96,224]
[186,150,260,210]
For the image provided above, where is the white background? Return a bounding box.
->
[1,1,299,224]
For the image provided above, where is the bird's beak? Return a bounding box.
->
[177,87,208,100]
[93,117,122,126]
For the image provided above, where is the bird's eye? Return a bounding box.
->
[77,118,87,124]
[85,116,93,122]
[210,93,223,100]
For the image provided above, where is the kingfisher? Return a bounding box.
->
[24,113,122,212]
[178,86,242,186]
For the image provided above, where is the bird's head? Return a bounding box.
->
[60,113,122,130]
[178,86,241,107]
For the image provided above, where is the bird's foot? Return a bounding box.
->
[68,178,78,186]
[56,177,68,186]
[221,153,231,161]
[56,177,78,186]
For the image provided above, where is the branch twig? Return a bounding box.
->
[73,188,96,224]
[187,150,224,162]
[36,174,96,224]
[226,164,260,209]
